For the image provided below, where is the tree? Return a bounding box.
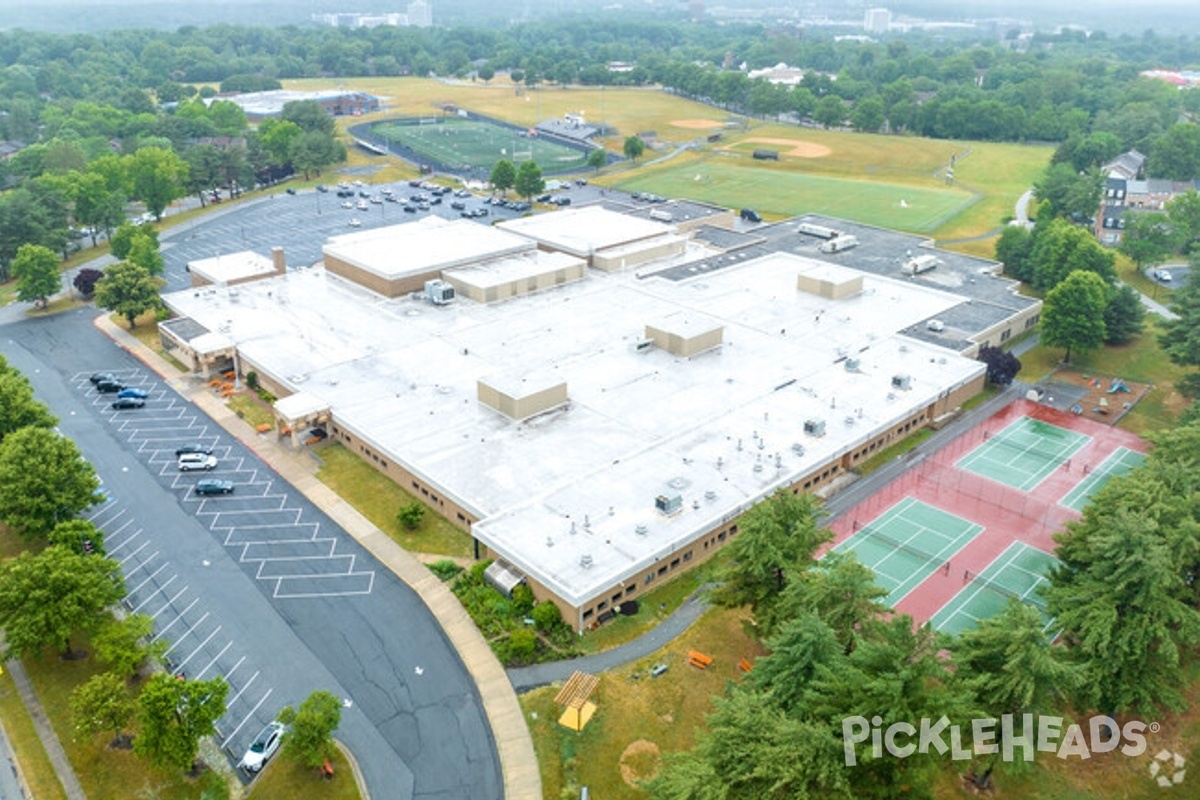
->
[977,345,1022,386]
[135,673,229,773]
[1166,189,1200,248]
[1119,211,1175,269]
[109,221,158,261]
[49,519,105,556]
[12,243,61,308]
[1149,123,1200,180]
[955,599,1077,786]
[73,267,104,298]
[711,491,831,628]
[623,135,645,163]
[1159,263,1200,373]
[489,159,516,195]
[281,100,336,137]
[1103,284,1145,345]
[259,119,304,167]
[850,96,885,133]
[531,600,562,631]
[290,130,345,180]
[397,501,425,530]
[94,262,161,329]
[0,369,57,442]
[277,690,342,769]
[1029,219,1116,290]
[749,612,843,714]
[0,426,100,539]
[994,225,1033,282]
[773,551,888,652]
[127,233,165,276]
[1033,162,1102,222]
[514,160,545,200]
[126,147,189,220]
[0,545,125,659]
[71,672,136,749]
[586,147,607,172]
[1039,270,1109,363]
[814,95,846,128]
[94,613,168,678]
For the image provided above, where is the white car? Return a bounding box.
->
[1156,269,1172,282]
[239,721,285,773]
[341,200,353,209]
[178,453,218,471]
[356,200,369,210]
[348,217,363,227]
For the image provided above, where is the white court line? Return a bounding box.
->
[131,575,177,613]
[162,612,212,657]
[151,597,199,638]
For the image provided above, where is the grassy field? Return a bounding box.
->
[369,117,589,173]
[247,746,361,800]
[522,605,766,800]
[314,443,472,557]
[617,155,975,232]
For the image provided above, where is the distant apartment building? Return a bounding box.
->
[407,0,433,27]
[864,7,891,33]
[311,3,430,28]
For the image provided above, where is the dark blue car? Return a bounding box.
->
[118,387,149,399]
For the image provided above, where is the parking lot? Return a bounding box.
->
[3,312,501,799]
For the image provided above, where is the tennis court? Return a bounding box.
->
[930,542,1059,636]
[369,117,590,172]
[956,416,1091,492]
[834,497,982,606]
[1058,446,1146,511]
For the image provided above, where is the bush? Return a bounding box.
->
[245,371,259,390]
[511,583,535,616]
[397,501,426,530]
[531,600,563,631]
[73,268,103,297]
[503,628,538,664]
[427,559,464,581]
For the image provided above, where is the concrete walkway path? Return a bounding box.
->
[93,315,541,800]
[2,657,80,800]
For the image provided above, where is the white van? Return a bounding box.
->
[178,453,218,471]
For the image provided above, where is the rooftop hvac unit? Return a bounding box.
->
[634,337,655,352]
[803,418,826,437]
[580,554,593,569]
[892,373,912,390]
[424,279,455,305]
[844,357,861,372]
[655,493,683,515]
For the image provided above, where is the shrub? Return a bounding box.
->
[504,628,538,663]
[73,268,104,297]
[531,600,563,631]
[511,583,535,616]
[427,559,464,581]
[245,371,259,390]
[397,501,426,530]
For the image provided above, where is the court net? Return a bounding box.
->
[853,523,951,573]
[963,569,1048,612]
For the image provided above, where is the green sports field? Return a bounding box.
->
[369,117,589,172]
[617,158,976,232]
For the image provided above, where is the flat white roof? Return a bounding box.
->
[189,251,275,285]
[161,248,983,609]
[443,250,584,291]
[323,217,533,280]
[497,206,676,256]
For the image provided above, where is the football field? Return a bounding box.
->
[369,117,590,173]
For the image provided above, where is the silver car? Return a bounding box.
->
[239,721,285,773]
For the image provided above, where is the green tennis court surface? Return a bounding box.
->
[834,497,982,606]
[1058,446,1145,511]
[930,542,1059,636]
[956,416,1091,491]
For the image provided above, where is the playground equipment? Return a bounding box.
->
[1108,378,1131,394]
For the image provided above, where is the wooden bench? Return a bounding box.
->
[320,758,334,779]
[738,658,753,673]
[687,650,713,669]
[255,423,272,433]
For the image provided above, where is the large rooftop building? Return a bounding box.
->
[162,205,1034,630]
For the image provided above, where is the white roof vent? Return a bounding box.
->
[845,357,861,372]
[580,554,593,569]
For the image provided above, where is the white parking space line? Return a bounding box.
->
[151,598,199,638]
[126,561,170,598]
[222,655,247,683]
[118,539,152,566]
[194,641,233,680]
[162,612,213,657]
[224,671,262,717]
[223,687,274,745]
[174,625,223,673]
[130,574,178,613]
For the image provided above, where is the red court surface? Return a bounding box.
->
[825,398,1148,626]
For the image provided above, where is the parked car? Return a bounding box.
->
[195,479,234,496]
[316,184,329,193]
[117,387,149,399]
[111,397,145,409]
[239,721,285,773]
[740,208,763,223]
[175,443,214,457]
[1156,269,1173,282]
[348,218,363,227]
[285,188,296,195]
[341,201,353,209]
[89,372,117,385]
[178,453,218,471]
[450,201,466,210]
[96,379,126,393]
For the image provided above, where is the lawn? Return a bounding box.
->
[617,155,975,232]
[247,746,361,800]
[314,443,472,557]
[522,605,766,800]
[367,117,589,173]
[0,671,68,800]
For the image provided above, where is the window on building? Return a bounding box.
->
[670,558,680,569]
[583,609,594,620]
[683,551,693,562]
[598,600,608,611]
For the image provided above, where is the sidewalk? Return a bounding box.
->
[94,315,541,800]
[3,656,81,800]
